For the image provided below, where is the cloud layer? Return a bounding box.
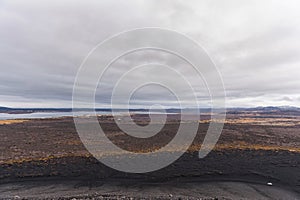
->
[0,0,300,108]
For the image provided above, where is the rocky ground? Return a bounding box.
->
[0,114,300,199]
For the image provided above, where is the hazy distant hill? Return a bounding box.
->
[227,106,300,116]
[0,107,11,111]
[1,106,300,115]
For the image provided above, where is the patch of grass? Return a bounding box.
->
[0,119,28,125]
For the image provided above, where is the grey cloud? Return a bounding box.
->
[0,0,300,108]
[280,96,293,102]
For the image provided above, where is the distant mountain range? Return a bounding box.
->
[0,107,181,114]
[226,106,300,116]
[0,107,72,114]
[1,106,300,115]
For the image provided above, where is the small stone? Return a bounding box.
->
[267,182,273,186]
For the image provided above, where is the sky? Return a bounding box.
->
[0,0,300,108]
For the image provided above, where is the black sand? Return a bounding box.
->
[0,114,300,199]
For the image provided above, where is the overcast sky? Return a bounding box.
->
[0,0,300,108]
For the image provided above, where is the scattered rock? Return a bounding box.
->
[267,182,273,186]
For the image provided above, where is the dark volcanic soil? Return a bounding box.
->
[0,114,300,199]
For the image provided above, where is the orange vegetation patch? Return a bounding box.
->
[0,119,28,125]
[200,117,300,126]
[215,143,300,152]
[0,152,92,165]
[2,144,300,166]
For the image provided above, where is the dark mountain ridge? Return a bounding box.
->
[1,106,299,115]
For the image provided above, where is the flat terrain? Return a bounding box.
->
[0,113,300,199]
